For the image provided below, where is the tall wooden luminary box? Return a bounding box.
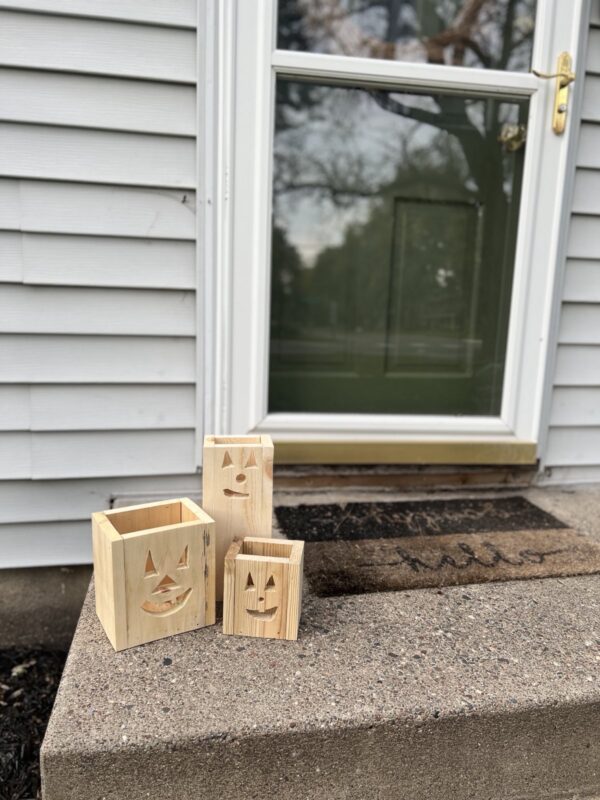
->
[92,498,215,651]
[202,435,274,599]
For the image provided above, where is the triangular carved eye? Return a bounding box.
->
[222,451,233,468]
[145,551,158,577]
[244,451,257,468]
[177,546,189,569]
[266,575,276,589]
[245,572,255,590]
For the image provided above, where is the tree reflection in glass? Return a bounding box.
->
[269,80,528,415]
[277,0,536,72]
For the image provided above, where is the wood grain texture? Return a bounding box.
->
[223,537,303,641]
[0,179,196,239]
[202,435,274,600]
[93,499,215,651]
[0,11,196,82]
[0,68,196,135]
[92,513,126,650]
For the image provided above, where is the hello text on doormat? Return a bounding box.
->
[275,497,600,596]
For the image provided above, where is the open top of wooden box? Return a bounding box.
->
[233,537,302,563]
[204,434,272,447]
[101,498,212,538]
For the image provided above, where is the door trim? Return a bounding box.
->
[200,0,588,460]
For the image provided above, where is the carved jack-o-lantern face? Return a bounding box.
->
[243,569,279,623]
[220,448,259,499]
[140,546,193,616]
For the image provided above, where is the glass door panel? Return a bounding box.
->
[268,80,527,415]
[277,0,537,71]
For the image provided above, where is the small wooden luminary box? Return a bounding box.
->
[223,537,304,641]
[92,498,215,651]
[202,434,274,601]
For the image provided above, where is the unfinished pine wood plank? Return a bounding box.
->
[202,435,274,600]
[92,514,126,650]
[93,498,215,651]
[222,537,303,641]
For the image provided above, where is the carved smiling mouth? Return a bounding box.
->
[141,588,192,616]
[247,607,278,622]
[223,489,249,498]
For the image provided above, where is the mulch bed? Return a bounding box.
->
[0,649,67,800]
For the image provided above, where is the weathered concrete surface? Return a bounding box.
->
[42,486,600,799]
[0,565,92,648]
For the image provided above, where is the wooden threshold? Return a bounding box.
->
[273,440,538,465]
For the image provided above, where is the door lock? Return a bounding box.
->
[532,52,575,134]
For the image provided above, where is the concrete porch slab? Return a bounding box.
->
[42,486,600,800]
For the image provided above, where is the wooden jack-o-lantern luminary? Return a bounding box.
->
[92,498,215,651]
[223,537,304,641]
[202,435,274,600]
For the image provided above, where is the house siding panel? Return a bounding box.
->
[543,12,600,481]
[0,2,200,567]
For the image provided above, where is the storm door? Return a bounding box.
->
[206,0,587,454]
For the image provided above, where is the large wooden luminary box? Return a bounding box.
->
[92,498,215,651]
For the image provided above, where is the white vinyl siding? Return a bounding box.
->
[0,4,200,567]
[543,10,600,482]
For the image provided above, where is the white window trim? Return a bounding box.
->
[200,0,588,449]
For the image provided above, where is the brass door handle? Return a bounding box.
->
[532,52,575,134]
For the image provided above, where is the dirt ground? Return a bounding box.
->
[0,649,67,800]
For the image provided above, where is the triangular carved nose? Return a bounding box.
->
[152,574,178,595]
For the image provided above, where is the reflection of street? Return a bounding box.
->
[271,330,483,374]
[269,1,532,414]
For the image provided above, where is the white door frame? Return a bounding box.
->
[200,0,588,453]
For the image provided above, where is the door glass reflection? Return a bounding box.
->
[268,80,528,415]
[277,0,537,72]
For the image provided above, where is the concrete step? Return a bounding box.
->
[42,487,600,800]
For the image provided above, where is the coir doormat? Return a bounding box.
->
[275,496,600,597]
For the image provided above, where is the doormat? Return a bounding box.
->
[275,497,600,596]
